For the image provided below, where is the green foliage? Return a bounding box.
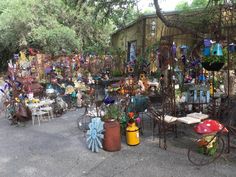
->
[191,0,209,8]
[203,47,227,64]
[175,0,209,10]
[175,1,190,11]
[110,5,140,29]
[103,104,122,121]
[203,55,226,64]
[29,26,80,55]
[0,0,137,58]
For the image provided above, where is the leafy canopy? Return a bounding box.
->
[175,0,209,11]
[0,0,139,57]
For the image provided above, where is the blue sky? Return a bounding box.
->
[138,0,192,12]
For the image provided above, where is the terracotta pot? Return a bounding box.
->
[103,120,121,152]
[201,62,224,71]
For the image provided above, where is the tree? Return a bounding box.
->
[0,0,140,54]
[175,0,209,11]
[152,0,236,38]
[0,0,80,53]
[175,1,190,11]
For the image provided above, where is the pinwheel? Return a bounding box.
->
[86,117,104,152]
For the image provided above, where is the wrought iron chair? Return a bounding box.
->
[147,85,178,150]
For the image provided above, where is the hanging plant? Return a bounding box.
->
[201,43,227,71]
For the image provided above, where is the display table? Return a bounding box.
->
[27,99,54,109]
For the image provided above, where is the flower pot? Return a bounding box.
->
[201,62,224,71]
[103,120,121,152]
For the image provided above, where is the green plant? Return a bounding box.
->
[102,104,122,122]
[202,47,227,64]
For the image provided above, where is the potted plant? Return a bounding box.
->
[102,104,122,151]
[201,43,227,71]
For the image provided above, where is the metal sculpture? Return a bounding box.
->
[86,117,104,152]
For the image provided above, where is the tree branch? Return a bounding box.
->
[153,0,204,38]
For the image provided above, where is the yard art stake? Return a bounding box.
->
[86,117,104,152]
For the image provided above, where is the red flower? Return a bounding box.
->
[128,112,134,119]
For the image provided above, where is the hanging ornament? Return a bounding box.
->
[180,45,188,55]
[204,38,212,48]
[229,43,236,53]
[203,47,211,57]
[13,54,19,60]
[181,55,186,65]
[171,42,177,57]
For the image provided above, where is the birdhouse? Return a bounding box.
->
[229,43,236,53]
[203,47,211,57]
[204,38,212,48]
[212,43,223,56]
[180,45,188,55]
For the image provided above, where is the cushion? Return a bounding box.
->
[177,117,201,124]
[187,112,209,120]
[163,115,178,123]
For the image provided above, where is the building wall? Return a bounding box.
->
[111,15,197,61]
[111,19,144,57]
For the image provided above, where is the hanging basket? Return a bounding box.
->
[201,62,224,71]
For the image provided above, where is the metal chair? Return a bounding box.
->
[147,101,178,150]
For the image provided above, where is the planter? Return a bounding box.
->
[103,120,121,152]
[201,62,224,71]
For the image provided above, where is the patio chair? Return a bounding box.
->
[147,101,178,150]
[31,108,48,126]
